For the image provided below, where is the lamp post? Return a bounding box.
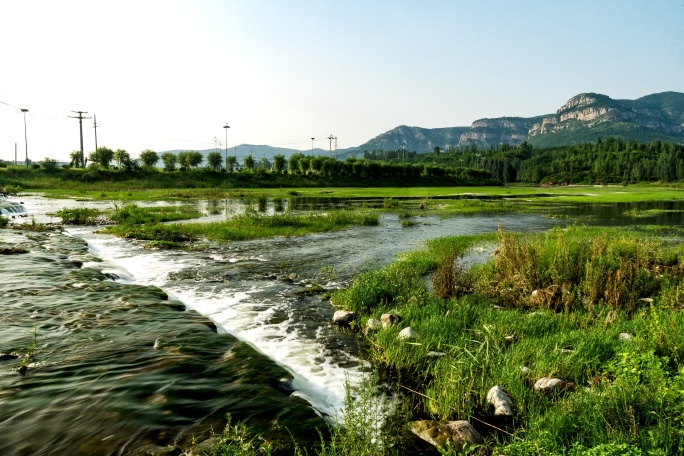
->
[311,137,315,156]
[223,123,230,168]
[21,109,28,168]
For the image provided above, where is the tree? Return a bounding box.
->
[69,151,84,168]
[273,154,286,173]
[244,154,255,171]
[41,157,58,171]
[226,155,237,172]
[139,149,159,168]
[188,151,203,169]
[177,151,190,170]
[207,151,223,171]
[113,149,131,169]
[161,152,177,172]
[259,157,270,170]
[89,147,114,168]
[288,153,303,174]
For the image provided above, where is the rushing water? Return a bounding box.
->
[3,195,684,454]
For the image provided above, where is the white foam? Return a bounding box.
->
[69,227,368,423]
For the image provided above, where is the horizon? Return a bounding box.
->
[1,1,682,163]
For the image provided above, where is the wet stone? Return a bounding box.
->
[409,420,483,452]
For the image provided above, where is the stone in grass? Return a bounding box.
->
[381,313,402,327]
[619,332,633,341]
[409,420,483,452]
[533,377,574,394]
[366,318,382,330]
[333,310,356,325]
[486,385,514,416]
[398,327,418,340]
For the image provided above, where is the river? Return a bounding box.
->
[2,195,684,454]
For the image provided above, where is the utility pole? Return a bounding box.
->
[21,109,28,168]
[334,136,338,160]
[15,143,17,166]
[327,134,334,158]
[223,123,230,168]
[93,115,99,153]
[69,111,92,167]
[311,137,315,156]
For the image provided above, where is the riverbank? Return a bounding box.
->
[329,224,684,454]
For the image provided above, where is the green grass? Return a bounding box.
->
[329,225,684,455]
[102,210,379,244]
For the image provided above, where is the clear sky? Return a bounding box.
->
[1,0,682,162]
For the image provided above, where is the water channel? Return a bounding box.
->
[2,195,684,454]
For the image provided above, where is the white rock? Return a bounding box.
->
[366,318,382,330]
[486,386,513,416]
[520,366,530,375]
[427,351,446,357]
[533,377,569,393]
[619,332,633,341]
[332,310,356,325]
[398,327,418,340]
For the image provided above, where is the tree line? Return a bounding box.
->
[362,137,684,184]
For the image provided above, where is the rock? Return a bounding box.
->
[427,351,446,357]
[185,437,220,456]
[381,313,401,327]
[520,366,530,375]
[333,310,356,325]
[534,377,572,394]
[531,289,539,297]
[153,339,162,349]
[409,420,483,452]
[504,334,516,342]
[0,352,20,361]
[398,327,418,340]
[619,332,633,341]
[366,318,382,330]
[486,386,513,416]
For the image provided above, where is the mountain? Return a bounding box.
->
[354,91,684,152]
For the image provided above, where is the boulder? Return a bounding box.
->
[486,386,513,416]
[332,310,356,325]
[381,313,402,327]
[534,377,572,394]
[366,318,382,330]
[398,327,418,340]
[409,420,483,452]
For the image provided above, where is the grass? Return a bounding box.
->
[328,225,684,455]
[102,210,379,244]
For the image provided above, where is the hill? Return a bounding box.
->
[353,92,684,152]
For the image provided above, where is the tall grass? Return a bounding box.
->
[330,225,684,454]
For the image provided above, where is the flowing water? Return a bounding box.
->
[3,195,684,454]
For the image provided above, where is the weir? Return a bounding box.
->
[0,194,27,216]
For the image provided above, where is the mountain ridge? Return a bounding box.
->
[353,91,684,154]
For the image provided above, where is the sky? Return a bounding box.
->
[0,0,682,163]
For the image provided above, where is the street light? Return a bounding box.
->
[311,137,315,156]
[223,123,230,168]
[21,109,28,168]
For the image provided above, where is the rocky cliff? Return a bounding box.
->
[354,92,684,153]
